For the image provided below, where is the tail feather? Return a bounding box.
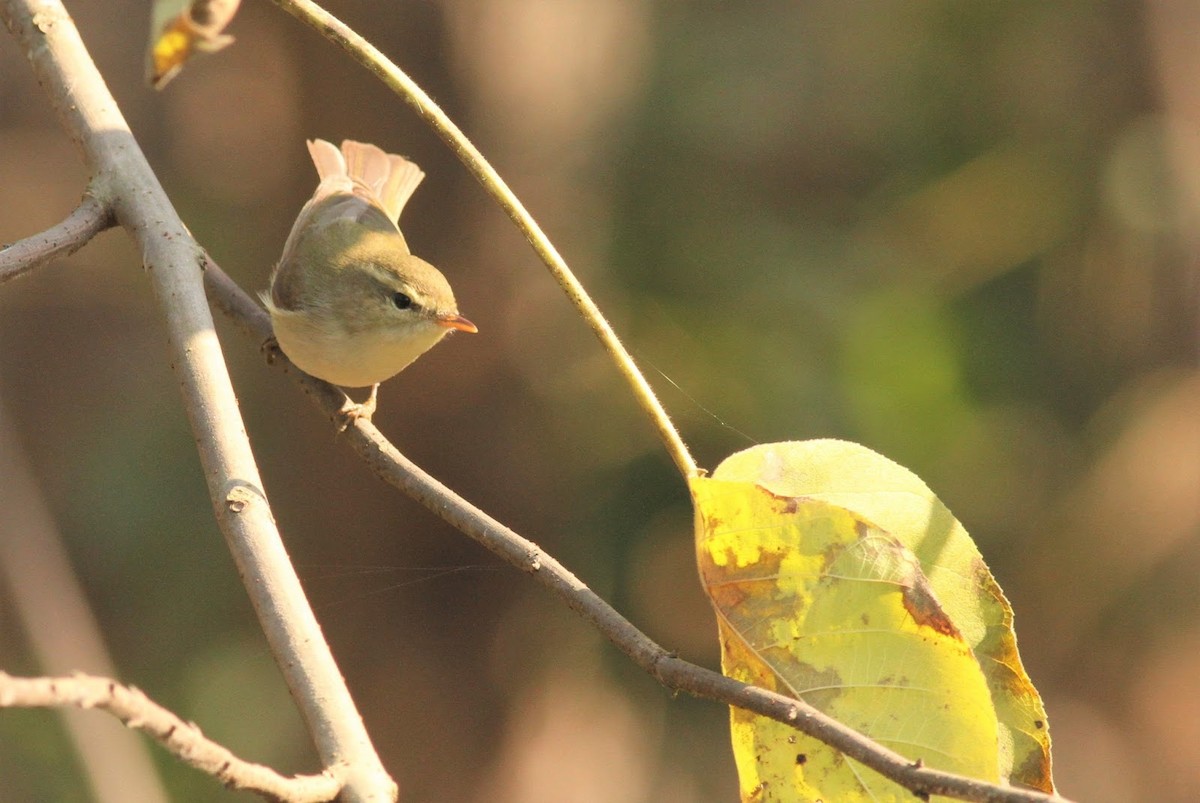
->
[306,138,347,183]
[305,139,425,226]
[340,140,390,194]
[375,152,425,224]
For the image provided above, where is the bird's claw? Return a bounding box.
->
[261,336,283,365]
[336,400,374,431]
[335,385,379,432]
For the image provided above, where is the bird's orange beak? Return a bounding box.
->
[437,313,478,333]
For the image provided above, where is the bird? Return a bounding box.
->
[262,138,476,423]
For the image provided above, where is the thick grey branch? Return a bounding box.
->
[0,672,341,802]
[1,2,394,800]
[0,187,113,283]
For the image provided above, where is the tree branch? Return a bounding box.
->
[0,185,113,283]
[0,2,394,800]
[270,0,700,481]
[0,672,341,803]
[201,255,1069,803]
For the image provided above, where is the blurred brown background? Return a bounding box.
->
[2,1,1198,801]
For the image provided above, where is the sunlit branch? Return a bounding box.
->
[0,2,394,800]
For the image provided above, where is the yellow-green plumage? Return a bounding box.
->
[263,139,474,392]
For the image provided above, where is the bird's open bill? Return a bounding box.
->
[437,313,478,333]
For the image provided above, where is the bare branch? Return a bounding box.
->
[270,0,699,481]
[1,3,394,800]
[0,187,113,283]
[0,672,341,803]
[200,255,1069,803]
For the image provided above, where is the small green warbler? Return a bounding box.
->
[262,139,476,421]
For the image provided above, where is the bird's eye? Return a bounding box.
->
[392,292,414,310]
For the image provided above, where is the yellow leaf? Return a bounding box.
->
[691,439,1053,801]
[147,0,240,89]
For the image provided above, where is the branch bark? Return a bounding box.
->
[0,185,113,283]
[0,672,341,802]
[0,2,393,800]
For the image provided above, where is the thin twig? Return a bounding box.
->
[0,186,113,283]
[1,2,394,800]
[0,672,342,802]
[201,255,1068,803]
[269,0,699,481]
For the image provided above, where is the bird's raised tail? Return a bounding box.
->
[306,138,425,226]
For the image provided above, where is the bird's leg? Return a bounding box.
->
[261,335,283,365]
[359,383,380,420]
[337,384,379,430]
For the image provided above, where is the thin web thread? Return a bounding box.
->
[639,354,759,447]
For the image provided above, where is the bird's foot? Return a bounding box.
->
[336,385,379,431]
[261,335,283,365]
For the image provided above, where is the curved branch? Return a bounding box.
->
[0,187,113,283]
[269,0,699,481]
[201,255,1069,803]
[0,672,341,802]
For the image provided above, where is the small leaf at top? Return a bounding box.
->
[146,0,241,89]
